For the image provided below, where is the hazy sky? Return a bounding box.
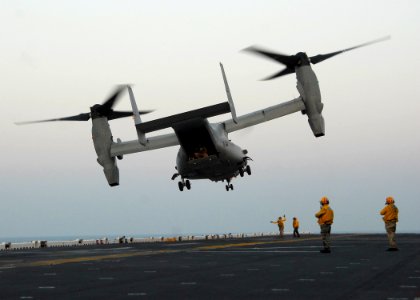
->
[1,0,419,239]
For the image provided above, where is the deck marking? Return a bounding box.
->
[195,237,320,250]
[166,243,198,247]
[0,266,15,269]
[247,268,259,271]
[220,273,235,277]
[24,234,360,267]
[128,292,147,296]
[336,266,349,269]
[28,249,180,267]
[349,262,361,265]
[408,276,420,279]
[298,278,315,282]
[180,282,196,285]
[38,286,55,289]
[272,288,289,292]
[43,273,56,276]
[320,272,334,275]
[191,250,319,253]
[194,235,357,251]
[399,285,417,288]
[99,277,114,280]
[19,297,33,299]
[144,270,157,273]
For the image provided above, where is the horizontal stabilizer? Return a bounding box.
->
[137,102,231,133]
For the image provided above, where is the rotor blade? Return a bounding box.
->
[107,110,153,121]
[97,85,126,114]
[243,46,296,68]
[15,113,91,125]
[310,35,391,64]
[261,67,295,80]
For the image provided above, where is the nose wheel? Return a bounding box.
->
[238,165,251,177]
[178,179,191,191]
[245,165,251,175]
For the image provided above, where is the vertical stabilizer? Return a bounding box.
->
[220,63,238,124]
[127,85,147,145]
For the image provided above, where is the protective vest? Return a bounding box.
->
[274,217,286,228]
[293,219,299,228]
[380,204,398,222]
[315,205,334,225]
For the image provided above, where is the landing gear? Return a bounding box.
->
[224,178,234,191]
[238,165,251,177]
[225,184,233,191]
[246,165,251,175]
[178,181,184,191]
[177,179,191,191]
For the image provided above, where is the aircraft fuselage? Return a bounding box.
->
[174,121,247,182]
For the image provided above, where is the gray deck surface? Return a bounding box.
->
[0,234,419,299]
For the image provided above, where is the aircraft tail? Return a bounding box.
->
[220,63,238,124]
[128,85,147,145]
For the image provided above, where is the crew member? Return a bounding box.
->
[292,217,300,238]
[380,196,399,251]
[194,146,208,159]
[271,215,286,238]
[315,196,334,253]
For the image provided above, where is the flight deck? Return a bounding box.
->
[0,234,419,299]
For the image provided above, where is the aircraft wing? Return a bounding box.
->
[136,102,230,133]
[111,132,179,157]
[221,97,305,133]
[110,101,231,157]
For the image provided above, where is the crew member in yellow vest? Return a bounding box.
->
[271,215,286,238]
[292,217,300,238]
[380,196,399,251]
[315,196,334,253]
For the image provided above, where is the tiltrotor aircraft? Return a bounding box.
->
[17,37,389,191]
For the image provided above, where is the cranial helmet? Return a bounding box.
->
[386,196,395,204]
[320,196,329,205]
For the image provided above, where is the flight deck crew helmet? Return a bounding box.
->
[320,196,329,205]
[386,196,395,204]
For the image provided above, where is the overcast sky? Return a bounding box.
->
[1,0,419,240]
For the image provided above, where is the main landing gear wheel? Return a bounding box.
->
[178,179,191,191]
[178,181,184,191]
[246,165,251,175]
[239,168,244,177]
[225,184,234,191]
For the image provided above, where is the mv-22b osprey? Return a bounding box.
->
[18,37,388,191]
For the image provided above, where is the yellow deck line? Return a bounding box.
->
[29,250,179,267]
[193,236,322,250]
[27,234,359,267]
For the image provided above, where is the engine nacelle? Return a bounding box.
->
[92,117,119,186]
[296,65,325,137]
[308,113,325,137]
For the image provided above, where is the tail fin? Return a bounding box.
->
[127,85,147,145]
[220,63,238,124]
